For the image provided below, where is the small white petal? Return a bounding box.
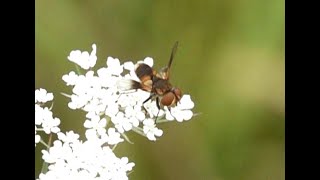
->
[175,115,184,122]
[68,50,81,62]
[143,119,154,126]
[35,135,41,144]
[50,127,60,133]
[147,133,156,141]
[165,111,175,121]
[83,120,92,128]
[46,93,54,102]
[183,110,193,120]
[178,95,195,109]
[124,61,134,70]
[57,131,79,143]
[67,44,97,70]
[143,57,154,67]
[85,129,98,140]
[99,118,107,127]
[35,88,54,103]
[107,56,119,67]
[136,112,146,121]
[123,123,132,131]
[89,44,97,67]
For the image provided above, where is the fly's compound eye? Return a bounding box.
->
[161,92,175,106]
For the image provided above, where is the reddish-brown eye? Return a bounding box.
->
[161,92,175,106]
[173,88,182,101]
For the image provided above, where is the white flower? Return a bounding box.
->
[37,43,197,180]
[35,104,44,125]
[165,95,194,122]
[106,128,123,145]
[143,100,165,118]
[68,44,97,70]
[111,112,133,133]
[39,131,134,180]
[42,117,61,134]
[35,89,61,147]
[176,94,195,109]
[57,131,80,144]
[35,126,41,146]
[123,61,134,71]
[62,71,79,86]
[125,105,145,123]
[143,119,163,141]
[116,93,136,108]
[84,115,107,135]
[104,102,120,117]
[97,68,119,88]
[143,57,154,67]
[35,88,53,103]
[41,140,67,163]
[106,57,123,76]
[85,127,123,146]
[68,94,90,109]
[136,57,154,67]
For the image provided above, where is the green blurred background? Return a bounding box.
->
[35,0,284,180]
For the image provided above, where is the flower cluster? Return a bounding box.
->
[35,88,134,180]
[62,44,195,141]
[36,43,196,180]
[35,88,61,146]
[38,131,134,180]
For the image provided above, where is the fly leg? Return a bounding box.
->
[155,96,161,123]
[167,106,174,119]
[142,93,154,115]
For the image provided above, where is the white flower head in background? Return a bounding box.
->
[62,43,196,142]
[39,131,134,180]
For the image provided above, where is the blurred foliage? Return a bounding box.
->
[36,0,284,180]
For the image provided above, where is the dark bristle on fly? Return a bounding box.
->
[131,80,142,89]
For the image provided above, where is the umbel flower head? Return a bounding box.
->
[36,43,196,180]
[62,43,196,141]
[35,88,132,179]
[38,131,134,180]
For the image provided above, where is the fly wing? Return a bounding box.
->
[116,78,141,91]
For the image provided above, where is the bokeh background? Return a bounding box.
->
[35,0,284,180]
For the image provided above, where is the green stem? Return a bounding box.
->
[112,144,118,151]
[132,127,146,137]
[127,170,134,176]
[155,119,171,124]
[75,64,82,75]
[121,133,134,144]
[60,92,72,98]
[39,139,50,149]
[41,133,53,174]
[49,102,54,110]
